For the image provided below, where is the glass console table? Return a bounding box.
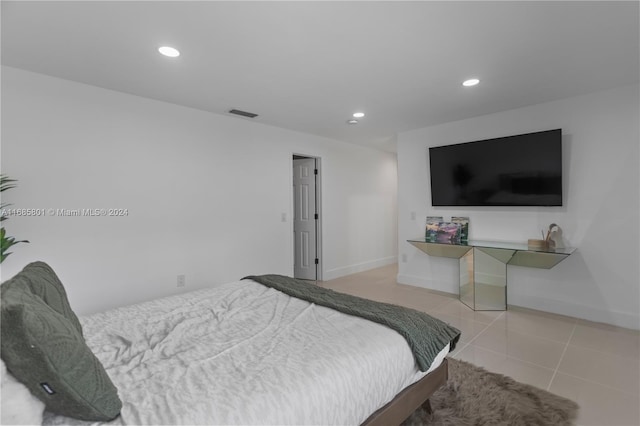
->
[407,239,575,311]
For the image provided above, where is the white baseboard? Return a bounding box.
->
[399,274,639,330]
[396,273,459,295]
[509,294,640,331]
[323,256,397,281]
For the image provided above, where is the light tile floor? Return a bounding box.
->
[318,264,640,426]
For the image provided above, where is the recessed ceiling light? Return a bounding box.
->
[353,112,365,118]
[347,119,359,125]
[462,78,480,87]
[158,46,180,58]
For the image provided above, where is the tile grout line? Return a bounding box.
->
[451,311,577,376]
[465,310,506,345]
[436,299,506,356]
[359,268,640,401]
[461,343,557,373]
[547,322,577,391]
[552,369,640,397]
[451,310,506,356]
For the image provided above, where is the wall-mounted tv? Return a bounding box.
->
[429,129,562,207]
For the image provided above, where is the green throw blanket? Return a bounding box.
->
[243,274,461,372]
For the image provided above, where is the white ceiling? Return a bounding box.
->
[2,1,638,152]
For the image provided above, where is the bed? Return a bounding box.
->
[1,262,460,425]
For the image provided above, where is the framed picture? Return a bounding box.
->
[451,217,469,241]
[426,221,461,243]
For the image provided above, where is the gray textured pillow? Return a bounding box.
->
[0,262,122,421]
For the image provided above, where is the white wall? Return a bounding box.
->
[398,84,639,330]
[0,66,398,315]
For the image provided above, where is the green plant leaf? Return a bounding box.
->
[0,176,29,263]
[0,175,17,192]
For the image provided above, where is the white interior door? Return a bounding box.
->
[293,157,317,280]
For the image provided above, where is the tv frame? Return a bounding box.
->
[428,129,563,207]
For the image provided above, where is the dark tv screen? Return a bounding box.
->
[429,129,562,207]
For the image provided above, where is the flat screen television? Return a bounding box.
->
[429,129,562,207]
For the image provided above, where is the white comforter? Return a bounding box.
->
[44,279,447,425]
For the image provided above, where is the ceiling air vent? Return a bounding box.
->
[228,109,258,118]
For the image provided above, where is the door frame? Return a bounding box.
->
[291,153,322,281]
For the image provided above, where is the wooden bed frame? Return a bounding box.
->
[361,358,449,426]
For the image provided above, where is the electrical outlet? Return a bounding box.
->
[281,212,287,222]
[177,274,186,287]
[410,211,416,220]
[401,253,408,263]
